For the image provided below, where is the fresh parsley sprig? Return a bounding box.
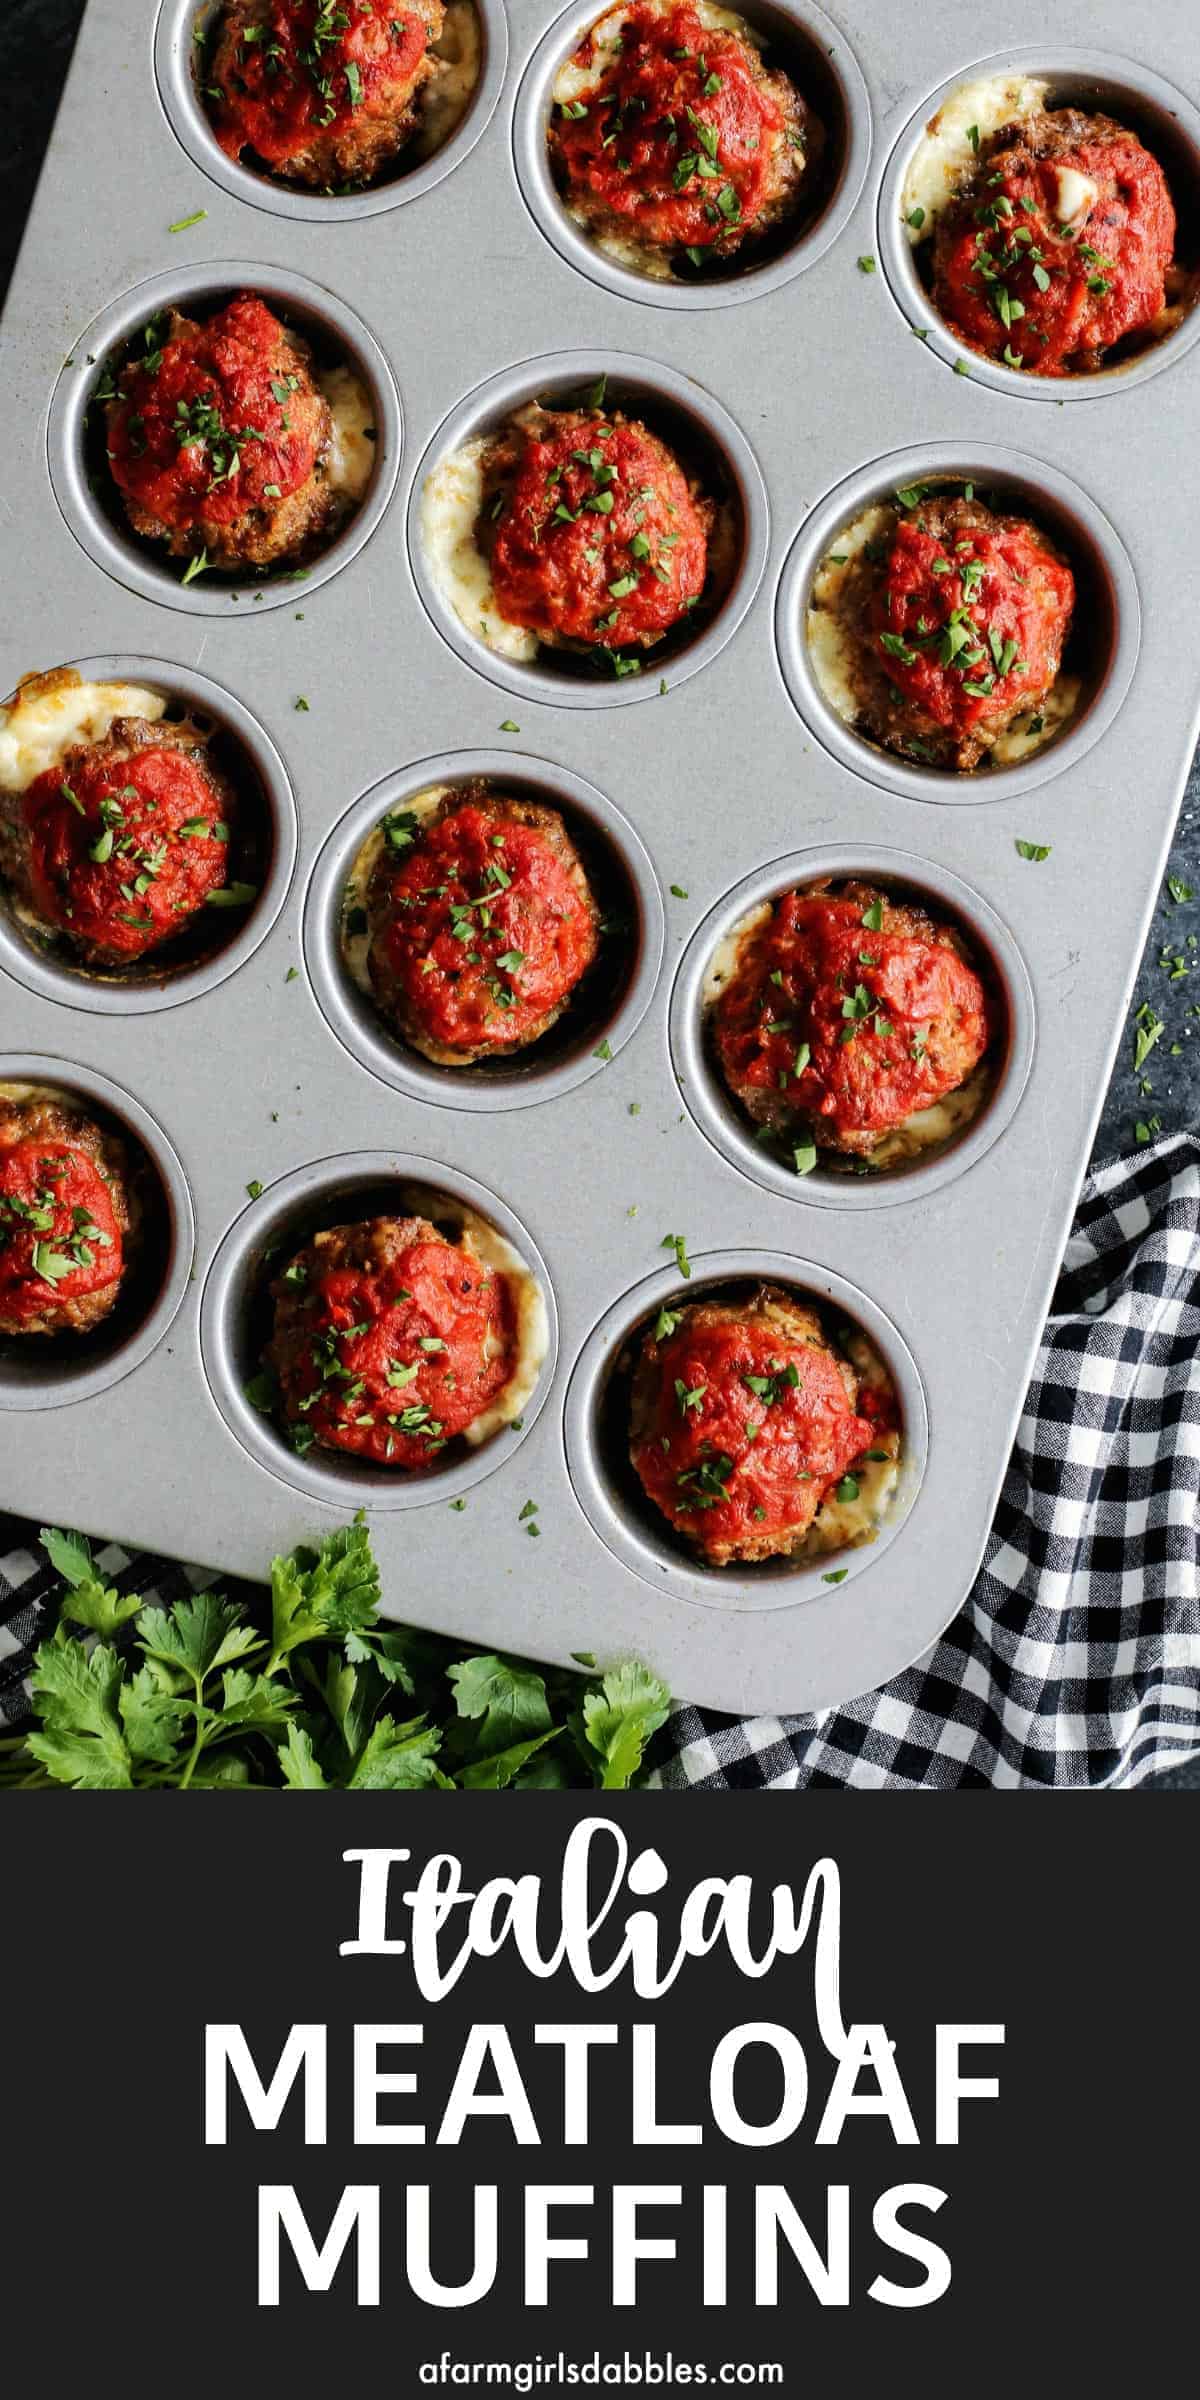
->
[0,1524,671,1793]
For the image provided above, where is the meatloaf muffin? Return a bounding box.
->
[807,488,1077,772]
[713,878,994,1164]
[266,1212,520,1466]
[629,1286,886,1566]
[0,1091,133,1338]
[549,0,816,277]
[364,788,600,1063]
[930,104,1177,375]
[105,295,335,573]
[1,714,236,969]
[207,0,446,187]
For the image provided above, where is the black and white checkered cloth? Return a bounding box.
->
[5,1134,1199,1788]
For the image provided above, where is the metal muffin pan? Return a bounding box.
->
[2,0,1199,1712]
[513,0,873,312]
[155,0,510,224]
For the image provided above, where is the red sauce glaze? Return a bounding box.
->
[279,1237,515,1467]
[213,3,430,170]
[107,297,322,535]
[490,414,709,648]
[0,1138,123,1323]
[715,891,992,1147]
[21,746,230,961]
[871,513,1074,743]
[375,803,597,1052]
[633,1311,874,1556]
[552,1,786,251]
[936,131,1175,373]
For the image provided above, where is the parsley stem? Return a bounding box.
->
[176,1675,211,1790]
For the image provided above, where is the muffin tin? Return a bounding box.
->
[1,0,1199,1712]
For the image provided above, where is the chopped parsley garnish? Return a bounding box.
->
[661,1231,692,1280]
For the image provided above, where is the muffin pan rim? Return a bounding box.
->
[302,746,667,1112]
[152,0,512,224]
[562,1245,931,1612]
[197,1147,561,1510]
[0,653,299,1017]
[0,1051,197,1415]
[874,42,1200,404]
[668,842,1037,1210]
[404,344,771,709]
[773,436,1142,805]
[45,259,405,619]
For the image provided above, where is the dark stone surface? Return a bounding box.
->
[3,2,1197,1785]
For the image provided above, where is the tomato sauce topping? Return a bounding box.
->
[278,1234,515,1467]
[870,511,1074,742]
[0,1138,123,1322]
[22,746,231,961]
[107,297,322,533]
[552,1,787,251]
[633,1309,873,1555]
[490,413,709,649]
[212,3,431,169]
[935,128,1175,373]
[715,891,992,1147]
[374,803,597,1052]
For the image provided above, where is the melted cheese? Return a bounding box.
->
[797,1327,901,1560]
[455,1211,550,1442]
[901,74,1048,241]
[806,503,891,729]
[421,437,539,664]
[0,672,166,795]
[319,365,376,504]
[856,1059,991,1169]
[412,0,481,161]
[1051,165,1098,226]
[805,499,1079,769]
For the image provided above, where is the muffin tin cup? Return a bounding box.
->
[406,348,770,707]
[876,47,1200,404]
[512,0,872,312]
[198,1150,559,1509]
[46,262,403,617]
[563,1248,930,1611]
[303,748,665,1111]
[0,1056,196,1414]
[153,0,510,223]
[774,440,1141,805]
[0,657,298,1017]
[669,845,1036,1210]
